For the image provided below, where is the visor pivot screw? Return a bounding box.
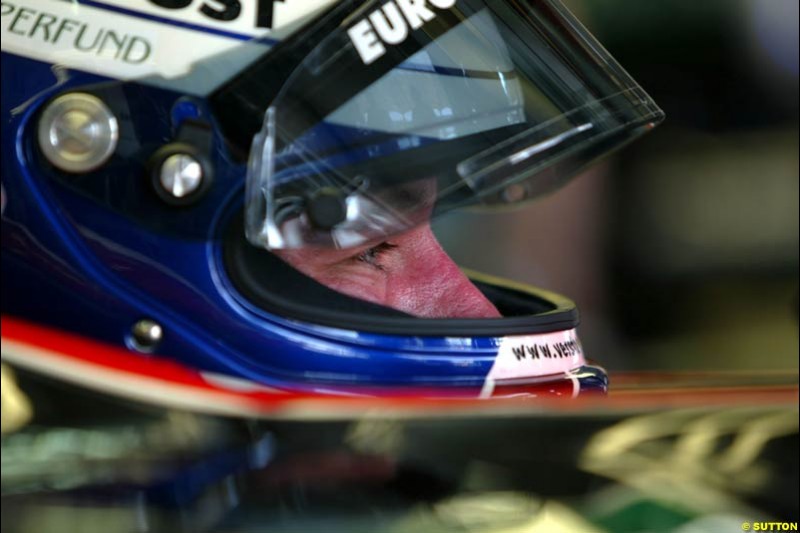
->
[129,319,163,353]
[158,153,204,199]
[307,188,347,230]
[501,183,527,203]
[37,93,119,173]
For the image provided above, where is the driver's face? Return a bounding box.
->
[275,223,501,318]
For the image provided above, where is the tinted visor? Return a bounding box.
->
[224,0,663,249]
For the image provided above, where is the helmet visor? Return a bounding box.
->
[241,0,664,249]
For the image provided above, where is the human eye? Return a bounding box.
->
[354,242,398,271]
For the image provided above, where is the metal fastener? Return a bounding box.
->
[37,93,118,173]
[158,153,204,199]
[130,319,163,352]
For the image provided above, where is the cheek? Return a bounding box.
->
[315,268,389,307]
[381,229,502,318]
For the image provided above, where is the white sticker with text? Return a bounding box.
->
[0,0,334,94]
[488,328,585,382]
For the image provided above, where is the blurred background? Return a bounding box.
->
[435,0,799,373]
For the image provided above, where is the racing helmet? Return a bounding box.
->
[1,0,663,404]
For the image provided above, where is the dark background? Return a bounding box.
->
[436,0,799,372]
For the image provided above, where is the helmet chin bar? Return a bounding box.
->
[1,315,607,407]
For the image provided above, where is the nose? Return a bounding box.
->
[387,225,502,318]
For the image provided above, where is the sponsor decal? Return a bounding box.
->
[481,328,585,397]
[348,0,457,64]
[144,0,281,29]
[2,2,152,64]
[0,0,333,91]
[490,328,585,380]
[101,0,301,34]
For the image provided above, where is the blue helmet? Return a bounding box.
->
[1,0,662,403]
